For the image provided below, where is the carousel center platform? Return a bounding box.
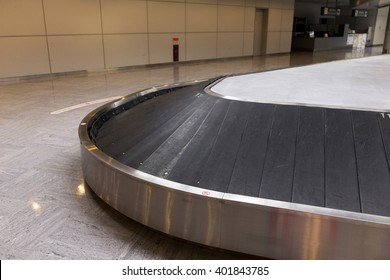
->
[79,55,390,259]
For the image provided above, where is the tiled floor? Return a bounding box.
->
[0,47,384,259]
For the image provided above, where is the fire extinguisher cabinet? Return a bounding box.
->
[173,37,179,62]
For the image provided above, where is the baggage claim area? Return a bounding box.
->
[1,0,390,278]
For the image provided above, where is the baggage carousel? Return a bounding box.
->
[79,59,390,259]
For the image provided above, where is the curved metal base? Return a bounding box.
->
[79,79,390,259]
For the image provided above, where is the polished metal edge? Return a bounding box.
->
[79,79,390,259]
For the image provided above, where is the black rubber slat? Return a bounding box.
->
[378,112,390,172]
[352,111,390,216]
[325,109,361,212]
[138,95,218,177]
[196,101,253,192]
[97,82,211,158]
[292,107,325,207]
[118,93,210,168]
[227,103,275,196]
[259,105,299,202]
[96,85,196,149]
[167,99,231,186]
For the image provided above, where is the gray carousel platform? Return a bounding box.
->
[79,56,390,259]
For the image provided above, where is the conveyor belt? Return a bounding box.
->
[94,80,390,217]
[80,77,390,259]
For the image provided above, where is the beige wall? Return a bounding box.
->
[0,0,295,78]
[263,0,295,54]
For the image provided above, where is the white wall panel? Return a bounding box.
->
[104,34,149,68]
[268,9,282,31]
[186,33,217,61]
[269,0,283,9]
[243,32,254,55]
[244,7,256,32]
[282,0,295,10]
[279,31,292,53]
[373,6,389,45]
[217,32,244,58]
[255,0,270,8]
[266,31,280,54]
[186,4,218,32]
[101,0,147,34]
[149,33,186,64]
[218,6,245,32]
[379,5,389,16]
[0,0,45,36]
[148,2,185,33]
[187,0,218,4]
[218,0,245,6]
[373,30,386,45]
[245,0,256,7]
[281,9,293,32]
[0,37,50,78]
[48,35,104,73]
[44,0,101,35]
[0,0,294,78]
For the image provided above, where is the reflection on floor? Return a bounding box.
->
[0,47,384,259]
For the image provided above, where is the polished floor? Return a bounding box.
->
[0,47,385,259]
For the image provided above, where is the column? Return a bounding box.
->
[384,6,390,54]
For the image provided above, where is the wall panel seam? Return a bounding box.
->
[99,0,106,69]
[41,0,52,73]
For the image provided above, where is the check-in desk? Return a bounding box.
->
[292,25,352,51]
